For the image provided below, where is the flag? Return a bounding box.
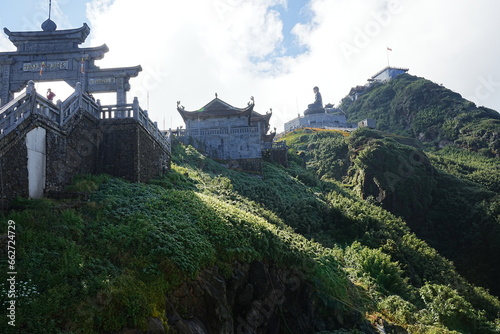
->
[39,61,45,76]
[80,58,85,74]
[387,47,392,51]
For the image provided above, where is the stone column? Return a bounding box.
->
[116,75,127,118]
[0,60,14,107]
[26,80,36,95]
[116,75,126,105]
[132,97,139,120]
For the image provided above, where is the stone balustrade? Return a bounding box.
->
[176,125,260,137]
[0,81,170,153]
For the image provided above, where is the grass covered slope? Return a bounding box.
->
[340,74,500,156]
[279,127,500,297]
[2,142,499,333]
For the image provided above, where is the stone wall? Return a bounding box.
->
[136,123,170,182]
[46,112,103,192]
[0,112,170,208]
[0,122,30,208]
[183,131,262,161]
[99,119,170,182]
[99,119,138,182]
[284,113,354,132]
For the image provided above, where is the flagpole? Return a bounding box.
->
[386,48,390,67]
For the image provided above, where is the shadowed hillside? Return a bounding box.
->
[1,141,499,333]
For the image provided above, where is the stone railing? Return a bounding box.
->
[0,81,170,154]
[0,91,35,137]
[0,81,101,139]
[60,82,100,124]
[176,126,260,137]
[0,81,63,138]
[100,97,171,153]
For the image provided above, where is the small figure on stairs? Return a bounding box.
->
[46,88,56,101]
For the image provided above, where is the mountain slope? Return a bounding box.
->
[340,74,500,157]
[280,127,500,297]
[1,143,499,333]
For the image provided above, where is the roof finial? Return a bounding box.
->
[215,93,218,99]
[41,0,57,31]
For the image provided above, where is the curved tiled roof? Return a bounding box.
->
[4,23,91,47]
[177,97,255,121]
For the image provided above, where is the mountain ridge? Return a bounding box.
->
[340,73,500,157]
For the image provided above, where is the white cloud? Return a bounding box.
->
[84,0,500,131]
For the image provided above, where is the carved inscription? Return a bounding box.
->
[23,61,68,72]
[89,78,116,85]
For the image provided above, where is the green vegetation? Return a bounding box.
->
[279,127,500,298]
[340,74,500,156]
[2,140,499,333]
[428,146,500,192]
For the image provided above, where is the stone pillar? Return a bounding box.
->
[133,97,139,120]
[116,76,126,106]
[75,82,82,94]
[0,60,14,106]
[26,80,35,95]
[116,76,126,118]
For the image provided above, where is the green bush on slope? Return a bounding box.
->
[1,142,499,333]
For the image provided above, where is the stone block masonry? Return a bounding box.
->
[99,119,170,183]
[0,111,170,209]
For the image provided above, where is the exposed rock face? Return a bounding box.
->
[347,135,437,228]
[165,261,374,334]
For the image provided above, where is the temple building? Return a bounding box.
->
[284,107,355,133]
[348,67,409,101]
[175,95,281,172]
[369,66,409,83]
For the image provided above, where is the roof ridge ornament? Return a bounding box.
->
[41,0,57,31]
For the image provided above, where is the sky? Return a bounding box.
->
[1,0,500,131]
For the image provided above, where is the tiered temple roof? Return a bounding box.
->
[176,95,274,139]
[177,97,255,121]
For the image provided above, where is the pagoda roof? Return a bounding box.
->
[177,97,254,121]
[250,109,272,123]
[4,23,91,49]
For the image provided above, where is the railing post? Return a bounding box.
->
[57,100,63,125]
[95,99,101,118]
[26,80,35,96]
[76,82,83,109]
[133,97,139,120]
